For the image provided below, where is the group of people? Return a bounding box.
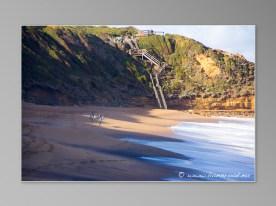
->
[89,112,104,126]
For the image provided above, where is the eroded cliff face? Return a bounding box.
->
[168,96,255,111]
[138,34,255,103]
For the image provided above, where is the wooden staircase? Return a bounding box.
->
[111,32,170,109]
[129,49,167,74]
[128,48,168,109]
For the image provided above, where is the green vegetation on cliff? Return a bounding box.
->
[22,26,149,105]
[137,34,255,100]
[22,26,255,107]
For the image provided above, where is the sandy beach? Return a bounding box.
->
[22,102,213,181]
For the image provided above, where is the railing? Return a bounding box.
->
[129,49,167,70]
[136,30,165,36]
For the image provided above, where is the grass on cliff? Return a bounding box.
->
[137,33,255,99]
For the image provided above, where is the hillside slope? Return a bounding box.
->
[22,26,255,110]
[22,26,151,106]
[137,34,255,100]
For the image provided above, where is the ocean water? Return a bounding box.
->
[122,117,255,181]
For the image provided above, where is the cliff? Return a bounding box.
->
[22,26,255,110]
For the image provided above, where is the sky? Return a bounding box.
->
[109,25,255,62]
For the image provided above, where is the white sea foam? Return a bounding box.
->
[171,117,255,158]
[122,117,255,181]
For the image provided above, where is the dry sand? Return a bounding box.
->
[22,102,212,181]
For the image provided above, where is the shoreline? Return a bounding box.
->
[22,103,254,181]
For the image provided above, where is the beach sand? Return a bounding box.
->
[22,102,212,181]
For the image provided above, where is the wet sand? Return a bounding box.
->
[22,102,212,181]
